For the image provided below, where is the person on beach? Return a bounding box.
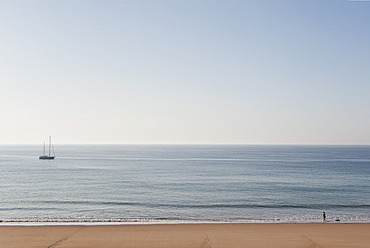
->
[323,212,326,222]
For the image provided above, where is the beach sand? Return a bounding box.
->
[0,223,369,248]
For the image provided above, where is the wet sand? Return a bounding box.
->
[0,223,369,248]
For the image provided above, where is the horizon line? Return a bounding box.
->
[1,143,370,146]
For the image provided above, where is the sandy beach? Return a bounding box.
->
[0,223,369,248]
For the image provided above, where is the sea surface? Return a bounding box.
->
[0,145,369,224]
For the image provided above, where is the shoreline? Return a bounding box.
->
[2,219,369,226]
[1,217,369,226]
[0,223,369,248]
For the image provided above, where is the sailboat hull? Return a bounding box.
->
[39,155,55,160]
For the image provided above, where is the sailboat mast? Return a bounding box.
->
[49,136,51,157]
[43,142,46,156]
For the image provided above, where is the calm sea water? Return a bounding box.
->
[0,145,369,224]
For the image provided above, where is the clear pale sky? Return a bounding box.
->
[1,0,369,144]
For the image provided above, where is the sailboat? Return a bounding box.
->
[39,136,55,160]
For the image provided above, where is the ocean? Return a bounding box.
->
[0,145,369,224]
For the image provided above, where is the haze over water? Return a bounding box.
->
[1,145,369,224]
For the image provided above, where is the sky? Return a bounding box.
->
[1,0,370,145]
